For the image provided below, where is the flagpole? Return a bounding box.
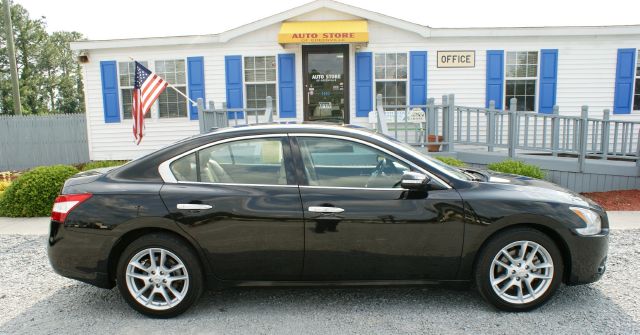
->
[129,57,198,106]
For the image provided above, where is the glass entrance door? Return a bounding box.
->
[303,45,349,123]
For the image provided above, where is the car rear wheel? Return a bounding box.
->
[475,227,563,311]
[116,233,203,318]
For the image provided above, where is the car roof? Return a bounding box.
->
[184,122,381,142]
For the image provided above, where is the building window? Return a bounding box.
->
[634,50,640,111]
[118,61,149,119]
[155,59,187,118]
[244,56,277,114]
[505,51,538,112]
[374,53,408,107]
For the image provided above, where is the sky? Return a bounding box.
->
[14,0,640,40]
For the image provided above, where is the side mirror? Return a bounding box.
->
[400,172,431,190]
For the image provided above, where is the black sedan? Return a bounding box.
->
[48,124,608,318]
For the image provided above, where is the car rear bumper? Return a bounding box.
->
[566,229,609,285]
[47,221,114,289]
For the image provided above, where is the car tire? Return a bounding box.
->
[475,227,563,311]
[116,233,204,318]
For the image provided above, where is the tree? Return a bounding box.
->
[0,2,84,115]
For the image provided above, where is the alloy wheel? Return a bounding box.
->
[489,240,554,304]
[125,248,190,310]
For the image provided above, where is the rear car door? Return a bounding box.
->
[293,134,465,281]
[159,135,304,281]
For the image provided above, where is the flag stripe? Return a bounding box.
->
[132,61,169,144]
[141,82,167,113]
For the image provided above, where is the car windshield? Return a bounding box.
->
[360,129,471,181]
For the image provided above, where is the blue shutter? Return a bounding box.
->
[613,48,637,114]
[225,55,244,119]
[538,49,559,114]
[486,50,504,109]
[278,53,296,119]
[410,51,428,108]
[355,52,373,117]
[100,60,120,123]
[187,56,205,120]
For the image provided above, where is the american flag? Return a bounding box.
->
[132,61,168,145]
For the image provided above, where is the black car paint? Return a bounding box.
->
[48,124,608,290]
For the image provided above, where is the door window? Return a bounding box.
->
[304,46,348,123]
[298,137,410,188]
[169,137,288,185]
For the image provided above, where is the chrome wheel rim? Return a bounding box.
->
[125,248,189,310]
[490,240,554,304]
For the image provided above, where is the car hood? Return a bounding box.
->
[477,170,603,211]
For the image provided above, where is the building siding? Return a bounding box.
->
[80,9,640,160]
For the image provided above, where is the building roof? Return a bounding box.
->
[71,0,640,51]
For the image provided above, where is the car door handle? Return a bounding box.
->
[308,206,344,213]
[177,203,213,210]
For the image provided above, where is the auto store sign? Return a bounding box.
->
[437,51,475,68]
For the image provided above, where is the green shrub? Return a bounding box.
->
[80,160,128,171]
[487,160,545,179]
[0,165,78,217]
[434,156,466,167]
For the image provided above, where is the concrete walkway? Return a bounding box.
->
[0,212,638,235]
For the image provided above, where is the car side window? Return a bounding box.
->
[298,137,410,188]
[169,152,197,182]
[170,137,288,185]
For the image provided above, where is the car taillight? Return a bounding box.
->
[51,193,92,223]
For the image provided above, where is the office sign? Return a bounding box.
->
[437,51,475,68]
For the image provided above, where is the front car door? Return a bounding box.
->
[293,134,465,281]
[159,135,304,281]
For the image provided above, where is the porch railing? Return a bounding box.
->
[372,94,640,169]
[197,96,274,133]
[195,93,640,170]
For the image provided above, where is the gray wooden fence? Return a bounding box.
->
[0,114,89,171]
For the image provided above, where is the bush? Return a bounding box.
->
[0,165,78,217]
[80,160,128,171]
[0,181,10,199]
[434,156,466,167]
[487,160,545,179]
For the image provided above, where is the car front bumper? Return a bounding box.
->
[565,228,609,285]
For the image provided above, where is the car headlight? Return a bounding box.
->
[570,207,602,236]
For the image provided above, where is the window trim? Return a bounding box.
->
[290,133,450,190]
[503,50,540,112]
[633,49,640,112]
[374,52,409,107]
[117,60,148,121]
[159,130,452,189]
[158,134,290,185]
[114,58,189,122]
[243,55,278,115]
[154,58,189,119]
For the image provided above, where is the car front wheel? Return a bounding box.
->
[475,227,563,311]
[116,233,203,318]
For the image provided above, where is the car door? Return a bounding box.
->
[293,134,465,281]
[159,135,305,281]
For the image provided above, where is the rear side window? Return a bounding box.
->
[169,137,288,185]
[169,153,197,182]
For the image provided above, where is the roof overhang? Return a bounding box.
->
[277,20,368,44]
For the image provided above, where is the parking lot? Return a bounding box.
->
[1,230,639,335]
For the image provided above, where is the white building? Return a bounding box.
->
[71,0,640,160]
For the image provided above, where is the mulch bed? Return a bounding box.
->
[581,189,640,211]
